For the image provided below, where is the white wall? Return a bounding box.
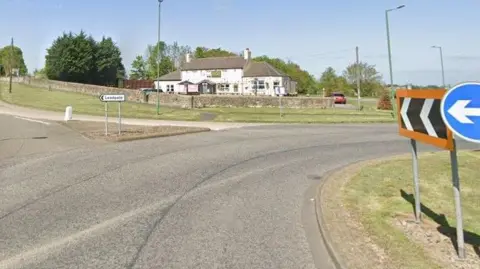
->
[242,76,287,95]
[154,81,181,93]
[181,69,243,84]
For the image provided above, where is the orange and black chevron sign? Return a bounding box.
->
[396,89,454,151]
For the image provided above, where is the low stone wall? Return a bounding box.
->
[2,77,334,109]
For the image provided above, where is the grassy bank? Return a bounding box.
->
[343,151,480,268]
[0,82,394,123]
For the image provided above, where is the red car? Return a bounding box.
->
[332,92,347,104]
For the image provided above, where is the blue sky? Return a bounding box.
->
[1,0,479,85]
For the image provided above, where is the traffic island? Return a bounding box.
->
[59,121,210,142]
[318,151,480,269]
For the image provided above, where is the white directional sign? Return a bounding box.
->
[99,94,126,102]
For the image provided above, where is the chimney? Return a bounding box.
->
[185,53,191,63]
[243,48,251,60]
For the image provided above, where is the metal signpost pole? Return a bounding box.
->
[279,94,283,117]
[440,82,480,259]
[118,102,122,135]
[450,139,465,259]
[104,102,108,136]
[410,139,421,223]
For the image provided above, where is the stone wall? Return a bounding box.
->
[1,77,334,109]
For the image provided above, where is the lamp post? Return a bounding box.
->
[431,45,446,88]
[156,0,164,115]
[385,4,405,118]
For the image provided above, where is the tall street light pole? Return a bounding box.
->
[385,4,405,118]
[431,45,446,88]
[156,0,163,115]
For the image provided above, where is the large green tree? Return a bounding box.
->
[0,45,28,76]
[95,37,125,86]
[45,31,125,86]
[129,55,148,80]
[317,67,350,96]
[193,47,237,58]
[253,56,317,94]
[342,62,383,97]
[129,41,175,80]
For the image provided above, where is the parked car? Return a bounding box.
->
[332,92,347,104]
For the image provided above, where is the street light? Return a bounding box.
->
[385,4,405,118]
[156,0,164,115]
[431,45,446,88]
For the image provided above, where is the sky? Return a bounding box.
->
[1,0,479,86]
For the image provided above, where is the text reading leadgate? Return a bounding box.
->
[396,89,453,150]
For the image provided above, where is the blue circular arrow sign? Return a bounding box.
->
[441,82,480,143]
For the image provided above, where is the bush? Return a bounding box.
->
[377,90,393,110]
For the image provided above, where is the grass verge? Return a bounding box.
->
[0,82,395,123]
[342,151,480,268]
[59,121,210,142]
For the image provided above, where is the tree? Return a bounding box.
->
[146,42,175,79]
[95,37,124,86]
[193,47,237,58]
[0,45,28,76]
[318,67,338,96]
[33,68,47,79]
[253,56,317,94]
[164,41,192,68]
[129,41,175,80]
[317,67,350,96]
[45,31,125,86]
[129,55,148,80]
[343,62,383,97]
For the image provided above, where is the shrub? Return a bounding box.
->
[377,90,393,110]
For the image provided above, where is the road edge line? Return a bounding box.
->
[314,154,410,269]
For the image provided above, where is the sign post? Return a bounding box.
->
[104,102,108,136]
[276,86,285,117]
[100,94,126,137]
[118,102,122,135]
[396,89,453,224]
[440,82,480,259]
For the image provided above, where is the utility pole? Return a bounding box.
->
[355,46,361,110]
[8,37,14,94]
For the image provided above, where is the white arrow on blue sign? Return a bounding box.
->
[440,82,480,143]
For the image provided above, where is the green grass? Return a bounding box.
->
[343,151,480,268]
[0,83,202,121]
[0,82,395,123]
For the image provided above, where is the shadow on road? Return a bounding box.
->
[400,189,480,257]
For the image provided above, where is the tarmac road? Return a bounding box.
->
[0,114,94,162]
[1,118,477,269]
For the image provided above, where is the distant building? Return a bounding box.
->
[155,48,297,96]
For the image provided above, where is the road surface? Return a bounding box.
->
[1,115,476,269]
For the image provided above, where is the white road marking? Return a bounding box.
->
[14,116,50,125]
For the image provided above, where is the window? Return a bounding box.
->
[233,84,239,92]
[166,85,174,92]
[251,80,265,90]
[273,81,280,88]
[220,84,230,91]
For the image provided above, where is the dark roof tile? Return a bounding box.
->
[157,70,181,81]
[243,61,286,77]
